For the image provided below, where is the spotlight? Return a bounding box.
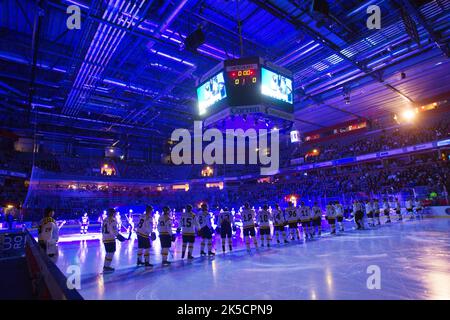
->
[402,109,416,121]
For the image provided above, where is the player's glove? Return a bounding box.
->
[232,225,237,232]
[171,234,176,242]
[176,227,181,234]
[215,227,221,234]
[151,232,156,241]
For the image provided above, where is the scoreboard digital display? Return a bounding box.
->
[227,64,258,86]
[225,58,260,107]
[196,57,293,117]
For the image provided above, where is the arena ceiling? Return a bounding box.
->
[0,0,449,143]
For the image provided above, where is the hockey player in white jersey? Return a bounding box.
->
[241,202,258,251]
[180,204,199,259]
[299,201,313,240]
[373,199,381,225]
[197,203,215,256]
[80,212,89,234]
[158,206,174,265]
[382,198,391,223]
[365,200,374,227]
[38,207,65,258]
[218,207,235,253]
[102,208,120,272]
[414,198,423,219]
[136,205,155,267]
[311,202,322,236]
[334,201,344,232]
[272,204,288,243]
[286,202,300,241]
[406,198,414,220]
[257,204,272,247]
[325,202,337,234]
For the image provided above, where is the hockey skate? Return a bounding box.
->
[136,259,144,267]
[103,266,115,273]
[187,254,194,260]
[162,260,171,266]
[200,251,207,256]
[144,262,153,267]
[208,251,215,256]
[229,245,232,251]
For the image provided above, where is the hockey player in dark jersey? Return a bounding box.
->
[196,203,215,256]
[218,207,235,253]
[311,202,322,236]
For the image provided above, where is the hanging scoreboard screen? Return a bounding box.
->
[261,67,293,105]
[197,72,227,116]
[224,57,261,107]
[196,57,294,117]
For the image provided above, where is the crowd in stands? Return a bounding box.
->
[1,110,449,223]
[20,152,448,222]
[295,117,449,163]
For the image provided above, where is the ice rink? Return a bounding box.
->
[53,218,450,300]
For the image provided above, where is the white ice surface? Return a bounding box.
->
[54,219,450,300]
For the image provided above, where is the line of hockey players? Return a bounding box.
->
[97,197,424,273]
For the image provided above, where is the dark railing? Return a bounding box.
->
[24,229,83,300]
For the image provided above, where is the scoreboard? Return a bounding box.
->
[196,57,293,117]
[226,64,258,86]
[225,57,260,106]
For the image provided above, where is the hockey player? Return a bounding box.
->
[79,212,89,234]
[116,211,123,231]
[126,210,135,233]
[241,202,258,251]
[414,198,423,219]
[299,201,313,240]
[325,202,337,234]
[365,200,374,227]
[373,199,381,225]
[218,207,235,253]
[286,202,300,241]
[394,198,402,221]
[102,208,119,272]
[405,198,414,220]
[311,202,322,236]
[353,200,364,230]
[272,204,288,243]
[257,204,272,247]
[334,201,344,232]
[180,204,199,259]
[158,206,173,265]
[197,203,215,256]
[382,198,391,223]
[38,207,65,258]
[136,205,155,267]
